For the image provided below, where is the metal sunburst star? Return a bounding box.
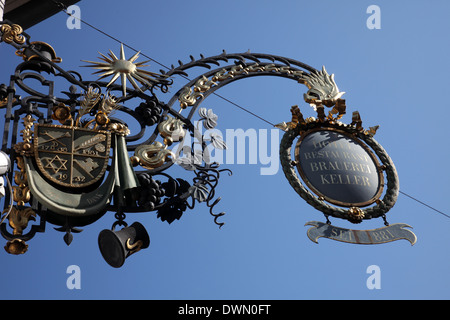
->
[82,44,162,96]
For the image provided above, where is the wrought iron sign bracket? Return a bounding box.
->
[0,21,415,265]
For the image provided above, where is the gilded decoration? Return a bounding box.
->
[81,44,168,96]
[4,238,28,255]
[0,24,26,44]
[7,206,36,236]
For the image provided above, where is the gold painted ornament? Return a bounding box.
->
[82,44,167,96]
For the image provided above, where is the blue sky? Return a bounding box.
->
[1,0,450,300]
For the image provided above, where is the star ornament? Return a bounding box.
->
[44,155,68,174]
[82,44,164,96]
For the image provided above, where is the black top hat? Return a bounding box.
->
[98,222,150,268]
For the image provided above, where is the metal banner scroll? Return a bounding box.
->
[305,221,417,245]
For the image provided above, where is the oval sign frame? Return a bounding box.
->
[280,121,399,222]
[294,127,384,208]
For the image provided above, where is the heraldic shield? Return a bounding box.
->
[34,124,111,188]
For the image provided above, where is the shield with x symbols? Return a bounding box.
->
[34,124,111,188]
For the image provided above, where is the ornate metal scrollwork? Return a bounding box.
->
[0,20,334,257]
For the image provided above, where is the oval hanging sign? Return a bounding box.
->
[276,65,415,245]
[294,128,383,207]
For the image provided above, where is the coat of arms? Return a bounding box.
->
[12,86,138,224]
[34,124,111,188]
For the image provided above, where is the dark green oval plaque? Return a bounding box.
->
[295,128,383,207]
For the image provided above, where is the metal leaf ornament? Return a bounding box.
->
[189,184,210,202]
[198,108,218,129]
[209,132,227,150]
[176,157,197,171]
[156,178,191,224]
[176,150,203,171]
